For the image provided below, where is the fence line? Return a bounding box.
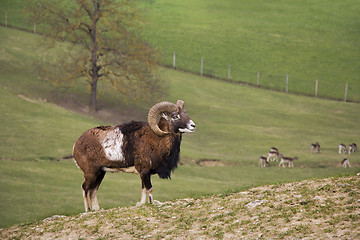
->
[165,51,358,103]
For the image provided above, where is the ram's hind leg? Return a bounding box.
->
[82,170,106,211]
[82,187,91,212]
[90,170,105,210]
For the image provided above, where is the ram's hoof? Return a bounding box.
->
[153,200,163,205]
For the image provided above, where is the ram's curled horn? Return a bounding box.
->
[148,101,178,136]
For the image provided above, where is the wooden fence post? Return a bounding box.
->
[200,57,203,77]
[286,73,289,93]
[5,10,7,27]
[173,52,176,69]
[257,72,260,86]
[227,64,231,81]
[315,79,318,97]
[34,22,36,34]
[344,83,348,102]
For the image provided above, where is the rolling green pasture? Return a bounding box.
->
[0,27,359,228]
[140,0,360,101]
[1,0,360,101]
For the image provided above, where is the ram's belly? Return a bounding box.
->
[102,166,139,174]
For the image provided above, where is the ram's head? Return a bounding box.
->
[148,100,196,136]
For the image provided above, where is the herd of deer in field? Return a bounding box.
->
[258,143,357,168]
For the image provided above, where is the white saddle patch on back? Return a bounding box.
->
[101,128,125,161]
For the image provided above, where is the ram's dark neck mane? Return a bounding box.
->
[119,120,182,179]
[154,134,182,179]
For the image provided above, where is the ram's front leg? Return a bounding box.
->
[139,187,154,205]
[137,170,154,206]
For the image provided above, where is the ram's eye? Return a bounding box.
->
[172,114,180,120]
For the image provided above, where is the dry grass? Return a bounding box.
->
[1,175,359,240]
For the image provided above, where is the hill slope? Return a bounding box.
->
[1,175,359,239]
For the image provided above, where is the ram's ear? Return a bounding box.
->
[176,100,184,109]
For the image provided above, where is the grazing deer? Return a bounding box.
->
[259,156,270,168]
[338,144,346,154]
[341,158,351,168]
[279,157,298,168]
[267,147,282,162]
[270,147,279,153]
[310,142,320,153]
[348,143,357,154]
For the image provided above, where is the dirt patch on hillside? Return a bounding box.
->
[181,158,233,167]
[196,159,225,166]
[1,175,359,239]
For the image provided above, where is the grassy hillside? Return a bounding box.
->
[0,87,100,160]
[1,27,359,228]
[1,176,359,239]
[1,0,360,101]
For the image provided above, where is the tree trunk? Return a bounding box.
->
[88,0,101,113]
[89,77,98,113]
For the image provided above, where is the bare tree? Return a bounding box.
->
[27,0,162,112]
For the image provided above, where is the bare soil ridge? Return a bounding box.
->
[1,175,359,239]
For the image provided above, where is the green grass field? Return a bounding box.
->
[140,0,360,101]
[1,0,360,101]
[1,26,359,228]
